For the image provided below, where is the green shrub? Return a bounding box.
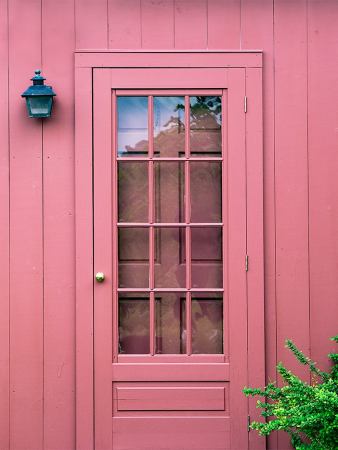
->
[243,336,338,449]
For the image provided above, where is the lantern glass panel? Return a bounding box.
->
[27,96,52,117]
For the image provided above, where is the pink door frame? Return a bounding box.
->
[74,50,264,450]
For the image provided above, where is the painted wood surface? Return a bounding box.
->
[245,67,264,450]
[75,66,94,450]
[9,1,43,449]
[93,69,113,450]
[114,417,230,450]
[274,4,309,446]
[307,0,338,372]
[1,1,338,450]
[226,68,249,450]
[89,62,252,449]
[0,0,9,448]
[240,3,276,447]
[42,1,76,449]
[115,386,226,411]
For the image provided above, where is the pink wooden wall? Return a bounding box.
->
[1,1,337,449]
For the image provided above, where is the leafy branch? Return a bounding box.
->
[244,336,338,450]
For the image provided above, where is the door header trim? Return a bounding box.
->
[75,50,262,69]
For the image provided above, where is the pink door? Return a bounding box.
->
[90,64,263,450]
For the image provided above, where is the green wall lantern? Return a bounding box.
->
[21,70,56,118]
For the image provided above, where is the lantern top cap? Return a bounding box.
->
[31,69,45,83]
[21,69,56,98]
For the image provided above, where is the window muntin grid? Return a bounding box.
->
[114,93,225,357]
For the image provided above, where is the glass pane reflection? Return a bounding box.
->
[190,161,222,223]
[192,293,223,354]
[155,293,185,354]
[191,227,223,288]
[118,162,148,222]
[190,96,222,156]
[117,97,148,156]
[118,228,149,288]
[154,161,184,223]
[119,293,150,354]
[154,227,186,288]
[154,96,185,157]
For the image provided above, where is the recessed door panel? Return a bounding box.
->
[116,386,226,411]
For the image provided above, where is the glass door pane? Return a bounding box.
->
[117,96,148,156]
[118,162,148,222]
[118,228,149,288]
[118,293,150,354]
[154,96,185,157]
[191,293,223,354]
[155,293,185,354]
[190,96,222,156]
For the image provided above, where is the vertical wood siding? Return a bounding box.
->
[274,3,310,446]
[42,1,76,449]
[240,3,276,448]
[0,0,10,448]
[9,0,43,449]
[307,0,338,373]
[1,1,338,449]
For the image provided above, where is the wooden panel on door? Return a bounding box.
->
[116,386,226,411]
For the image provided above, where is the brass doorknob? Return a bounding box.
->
[95,272,105,283]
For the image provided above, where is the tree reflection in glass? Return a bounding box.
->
[190,96,222,156]
[191,293,223,354]
[155,293,185,354]
[154,96,185,157]
[118,293,150,354]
